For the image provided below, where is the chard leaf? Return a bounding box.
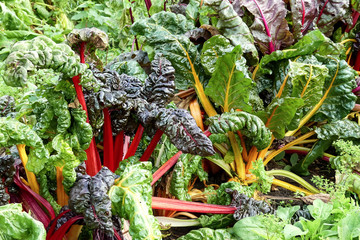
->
[205,45,254,112]
[315,119,360,141]
[256,97,304,139]
[351,0,360,12]
[315,0,352,37]
[0,203,46,240]
[205,0,258,65]
[258,30,327,74]
[200,35,234,75]
[170,154,206,201]
[0,117,49,174]
[198,213,235,229]
[109,158,161,240]
[236,0,294,54]
[311,56,357,122]
[3,36,92,88]
[206,111,272,150]
[178,228,237,240]
[131,12,198,89]
[276,205,301,222]
[290,0,320,40]
[284,224,308,239]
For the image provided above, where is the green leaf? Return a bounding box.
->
[109,158,161,240]
[311,56,357,122]
[3,36,92,87]
[170,154,206,201]
[284,224,308,240]
[307,199,333,220]
[276,205,300,222]
[315,119,360,141]
[206,111,272,150]
[337,210,360,240]
[258,30,327,74]
[233,215,269,240]
[292,139,333,176]
[0,203,46,240]
[131,12,197,89]
[186,0,201,23]
[198,214,235,229]
[351,0,360,12]
[178,228,237,240]
[256,97,304,139]
[0,117,49,174]
[200,35,234,75]
[205,46,254,112]
[205,0,258,65]
[250,159,273,194]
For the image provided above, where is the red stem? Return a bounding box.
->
[140,130,163,162]
[114,229,123,240]
[72,42,101,176]
[152,197,237,214]
[151,151,182,185]
[114,131,124,168]
[352,86,360,93]
[129,5,140,50]
[46,210,71,238]
[13,169,55,220]
[48,216,84,240]
[144,0,152,17]
[103,108,115,172]
[251,0,275,53]
[353,104,360,111]
[345,11,360,32]
[354,51,360,71]
[124,125,145,159]
[316,0,329,24]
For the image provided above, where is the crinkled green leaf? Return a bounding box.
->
[170,154,205,201]
[236,0,294,54]
[0,117,49,174]
[205,45,254,112]
[198,214,235,229]
[256,97,304,139]
[178,228,237,240]
[131,12,197,89]
[290,0,320,40]
[200,35,234,75]
[0,203,46,240]
[205,0,258,65]
[207,111,272,150]
[71,108,92,150]
[315,119,360,141]
[311,57,357,122]
[250,159,273,193]
[109,158,161,240]
[2,35,93,87]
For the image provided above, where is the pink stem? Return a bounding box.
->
[103,108,115,172]
[301,0,305,25]
[152,197,237,214]
[352,86,360,93]
[353,104,360,111]
[252,0,275,53]
[123,136,130,160]
[316,0,329,24]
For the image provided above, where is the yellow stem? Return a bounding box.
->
[264,131,316,165]
[228,132,245,180]
[285,58,339,137]
[195,82,217,117]
[346,46,352,55]
[272,178,313,196]
[16,144,40,194]
[340,38,357,44]
[295,139,317,145]
[252,64,260,80]
[56,166,69,206]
